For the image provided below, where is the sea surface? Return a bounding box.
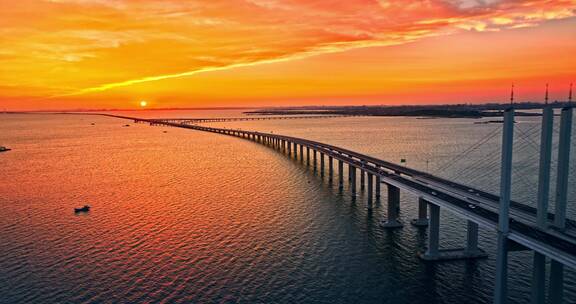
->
[1,110,575,304]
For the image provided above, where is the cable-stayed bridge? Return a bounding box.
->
[102,106,574,304]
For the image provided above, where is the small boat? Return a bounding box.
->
[0,146,11,152]
[74,205,91,213]
[123,124,130,127]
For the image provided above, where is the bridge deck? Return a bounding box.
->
[105,114,576,269]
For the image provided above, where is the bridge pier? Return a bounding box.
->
[376,176,381,200]
[367,173,373,210]
[307,147,310,165]
[381,184,402,228]
[300,145,304,162]
[288,142,292,157]
[348,165,352,181]
[338,160,344,190]
[419,204,486,261]
[328,156,333,182]
[465,221,483,256]
[320,153,325,177]
[313,150,317,172]
[294,143,298,158]
[531,252,546,304]
[549,260,564,304]
[350,165,356,195]
[360,170,365,190]
[411,197,429,227]
[425,203,440,257]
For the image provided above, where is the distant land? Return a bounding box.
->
[3,102,573,119]
[244,102,573,118]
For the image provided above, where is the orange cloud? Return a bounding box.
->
[0,0,575,109]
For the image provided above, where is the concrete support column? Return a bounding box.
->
[300,145,304,162]
[466,221,479,254]
[313,150,317,172]
[328,156,334,181]
[350,165,356,195]
[381,184,402,228]
[425,203,440,257]
[338,160,344,189]
[494,234,509,304]
[367,173,374,210]
[548,261,564,304]
[348,165,352,181]
[307,147,310,165]
[531,252,546,304]
[411,197,429,226]
[320,153,325,177]
[360,170,365,190]
[376,176,381,200]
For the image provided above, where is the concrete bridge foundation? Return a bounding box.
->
[381,184,402,228]
[338,160,344,190]
[411,197,429,227]
[367,173,374,210]
[420,203,487,261]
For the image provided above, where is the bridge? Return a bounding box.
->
[136,114,354,125]
[104,107,574,304]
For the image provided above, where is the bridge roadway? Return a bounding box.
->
[104,113,576,270]
[143,114,354,124]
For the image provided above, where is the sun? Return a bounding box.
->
[139,100,148,107]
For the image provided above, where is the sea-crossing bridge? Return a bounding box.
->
[103,106,574,304]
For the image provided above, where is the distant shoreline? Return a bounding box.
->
[242,102,574,118]
[3,102,572,119]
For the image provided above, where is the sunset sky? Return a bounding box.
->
[1,0,575,110]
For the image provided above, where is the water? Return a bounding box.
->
[1,111,575,303]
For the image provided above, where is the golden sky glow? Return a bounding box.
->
[1,0,575,109]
